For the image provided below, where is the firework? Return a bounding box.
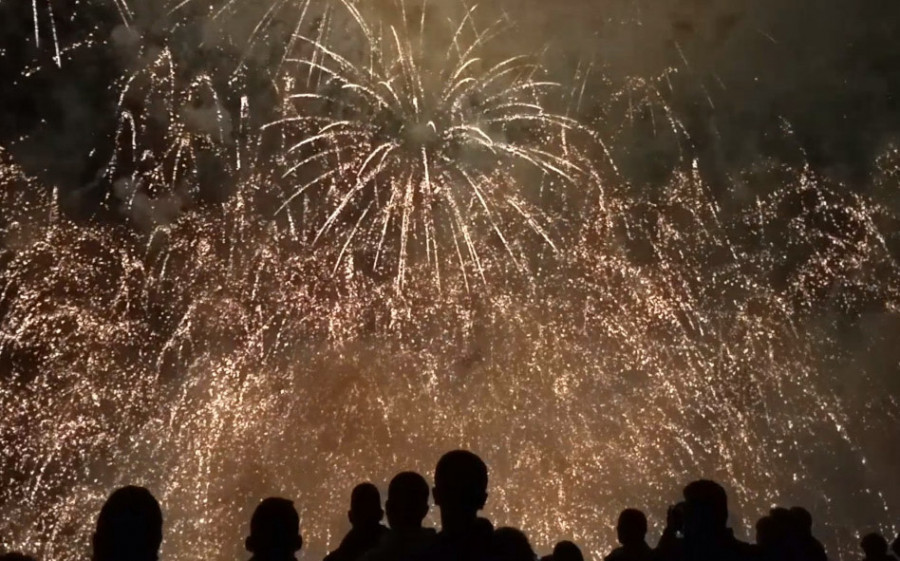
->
[1,3,899,561]
[269,0,589,288]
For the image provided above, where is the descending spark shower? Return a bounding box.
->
[0,1,898,561]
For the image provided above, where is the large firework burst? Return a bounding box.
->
[271,0,588,288]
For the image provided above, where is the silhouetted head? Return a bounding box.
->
[616,509,648,546]
[755,516,775,548]
[665,502,686,533]
[245,497,303,559]
[433,450,488,526]
[788,507,813,537]
[551,540,584,561]
[491,527,536,561]
[386,472,430,530]
[92,486,163,561]
[0,553,37,561]
[474,517,495,545]
[348,483,384,528]
[768,507,793,542]
[860,533,888,558]
[682,480,728,538]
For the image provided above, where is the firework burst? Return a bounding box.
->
[270,0,589,288]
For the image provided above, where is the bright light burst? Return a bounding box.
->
[270,0,586,287]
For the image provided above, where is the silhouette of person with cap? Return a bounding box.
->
[245,497,303,561]
[605,509,654,561]
[92,486,163,561]
[361,472,436,561]
[325,483,388,561]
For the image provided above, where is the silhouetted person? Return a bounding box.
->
[676,480,757,561]
[656,502,685,561]
[245,498,303,561]
[324,483,388,561]
[788,507,827,561]
[419,450,494,561]
[755,516,777,560]
[541,541,585,561]
[361,472,436,561]
[92,486,162,561]
[491,527,537,561]
[755,508,800,561]
[860,534,891,561]
[605,509,653,561]
[473,517,497,554]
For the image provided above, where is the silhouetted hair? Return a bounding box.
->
[93,486,163,561]
[246,497,303,555]
[861,533,888,557]
[552,541,584,561]
[350,483,384,527]
[386,472,430,529]
[617,509,648,545]
[789,507,813,534]
[492,527,536,561]
[682,480,728,529]
[434,450,488,512]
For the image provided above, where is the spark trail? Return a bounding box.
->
[271,0,587,288]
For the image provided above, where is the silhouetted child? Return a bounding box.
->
[324,483,388,561]
[678,480,758,561]
[245,497,303,561]
[419,450,494,561]
[788,507,827,561]
[92,486,163,561]
[491,527,536,561]
[540,541,585,561]
[860,533,892,561]
[361,472,436,561]
[605,509,653,561]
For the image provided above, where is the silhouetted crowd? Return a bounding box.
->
[2,451,898,561]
